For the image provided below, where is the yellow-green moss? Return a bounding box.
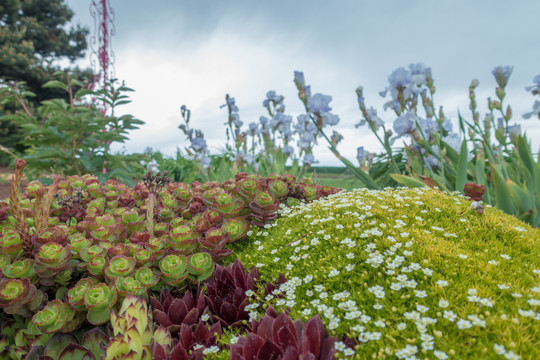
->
[223,187,539,360]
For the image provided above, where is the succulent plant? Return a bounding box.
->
[25,328,109,360]
[133,267,160,288]
[151,285,207,335]
[199,227,233,262]
[121,210,146,233]
[212,192,244,218]
[464,182,486,201]
[31,299,76,334]
[159,254,189,286]
[187,253,215,282]
[0,278,45,317]
[67,277,98,312]
[104,255,136,282]
[166,225,199,255]
[1,258,38,282]
[0,230,24,258]
[231,308,337,360]
[33,243,72,285]
[106,294,172,360]
[267,179,290,200]
[83,283,117,325]
[249,191,280,227]
[204,259,259,327]
[222,216,249,243]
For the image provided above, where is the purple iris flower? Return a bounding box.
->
[307,93,333,114]
[492,66,513,88]
[393,111,417,136]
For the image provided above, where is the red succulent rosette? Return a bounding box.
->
[463,182,486,201]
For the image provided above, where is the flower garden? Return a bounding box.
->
[0,64,539,359]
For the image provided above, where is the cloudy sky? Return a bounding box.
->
[65,0,540,165]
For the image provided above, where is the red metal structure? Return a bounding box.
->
[89,0,115,111]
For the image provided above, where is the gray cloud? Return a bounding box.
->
[66,0,540,163]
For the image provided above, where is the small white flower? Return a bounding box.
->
[256,263,265,267]
[456,319,472,329]
[397,322,407,330]
[528,299,540,306]
[416,305,429,313]
[498,284,510,290]
[438,299,449,308]
[345,263,355,272]
[346,252,355,259]
[511,293,523,298]
[493,344,506,355]
[488,260,499,266]
[273,257,280,263]
[328,269,340,278]
[443,310,457,322]
[201,313,210,322]
[500,254,511,260]
[433,350,449,359]
[373,303,383,310]
[202,346,219,355]
[436,280,449,287]
[458,254,468,259]
[374,320,386,328]
[504,350,521,360]
[415,290,428,298]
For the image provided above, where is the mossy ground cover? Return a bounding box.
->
[217,187,539,359]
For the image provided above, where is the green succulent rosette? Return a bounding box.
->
[187,253,215,282]
[31,299,75,334]
[0,230,24,258]
[0,278,45,316]
[133,267,160,288]
[222,216,249,242]
[133,248,154,267]
[84,283,117,325]
[34,243,72,284]
[121,210,145,233]
[87,255,107,277]
[237,178,261,200]
[302,184,319,201]
[2,258,37,281]
[96,215,115,227]
[267,179,289,199]
[146,237,166,258]
[80,244,106,263]
[115,276,145,298]
[166,225,199,254]
[68,277,99,311]
[159,254,189,286]
[90,224,124,243]
[212,193,244,218]
[69,233,93,258]
[104,255,136,282]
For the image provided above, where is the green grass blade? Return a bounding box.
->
[390,174,428,188]
[455,139,468,194]
[491,164,516,215]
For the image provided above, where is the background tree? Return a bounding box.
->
[0,0,91,164]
